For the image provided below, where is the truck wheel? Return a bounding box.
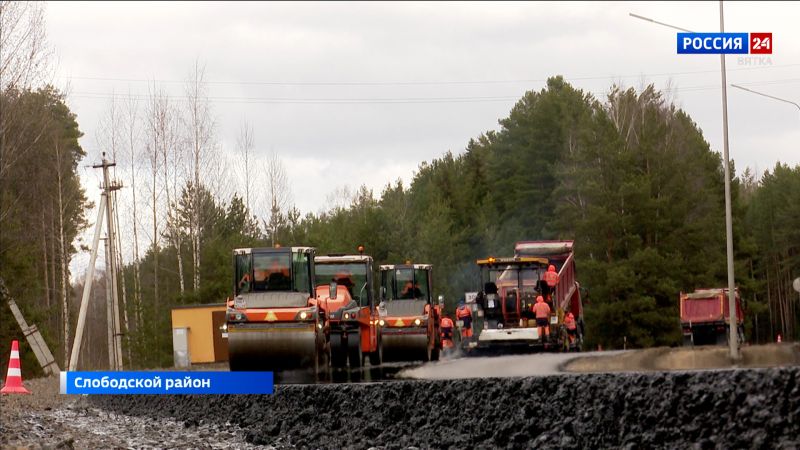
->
[330,333,347,368]
[683,334,694,347]
[348,331,363,369]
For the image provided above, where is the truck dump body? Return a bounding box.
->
[680,289,744,324]
[680,288,744,346]
[515,240,583,321]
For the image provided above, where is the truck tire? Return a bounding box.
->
[683,334,694,347]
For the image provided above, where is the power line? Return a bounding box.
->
[66,78,800,105]
[58,64,800,87]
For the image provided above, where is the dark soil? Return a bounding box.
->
[89,367,800,449]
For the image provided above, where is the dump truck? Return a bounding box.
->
[468,240,584,352]
[314,253,382,370]
[378,263,442,362]
[680,288,744,346]
[226,247,327,376]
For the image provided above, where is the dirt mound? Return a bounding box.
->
[89,367,800,449]
[565,343,800,373]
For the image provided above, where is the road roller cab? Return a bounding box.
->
[378,264,442,362]
[314,254,382,370]
[226,247,326,374]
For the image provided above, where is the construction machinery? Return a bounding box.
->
[378,264,442,362]
[314,253,382,370]
[226,247,327,376]
[468,240,584,352]
[680,288,744,346]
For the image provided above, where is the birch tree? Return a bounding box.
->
[236,120,255,215]
[184,61,216,292]
[262,151,292,246]
[124,93,143,330]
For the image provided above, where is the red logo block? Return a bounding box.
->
[750,33,772,54]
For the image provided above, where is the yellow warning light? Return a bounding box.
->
[274,243,281,248]
[357,245,365,254]
[405,260,412,265]
[488,257,496,263]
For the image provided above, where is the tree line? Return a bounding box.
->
[2,1,797,373]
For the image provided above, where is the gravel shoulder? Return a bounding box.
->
[565,343,800,373]
[0,376,259,450]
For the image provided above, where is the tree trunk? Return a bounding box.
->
[112,191,131,365]
[40,210,50,311]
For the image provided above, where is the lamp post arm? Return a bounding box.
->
[731,84,800,112]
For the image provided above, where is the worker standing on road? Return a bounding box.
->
[532,295,551,343]
[564,312,577,345]
[456,300,473,339]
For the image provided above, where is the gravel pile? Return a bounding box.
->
[89,366,800,449]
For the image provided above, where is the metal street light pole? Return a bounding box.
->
[631,0,740,361]
[730,84,800,114]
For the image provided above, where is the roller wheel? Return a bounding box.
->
[330,333,347,368]
[421,336,432,362]
[369,332,383,367]
[348,331,363,369]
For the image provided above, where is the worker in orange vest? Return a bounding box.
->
[564,312,577,345]
[532,295,551,342]
[542,264,559,305]
[440,316,455,352]
[456,300,473,339]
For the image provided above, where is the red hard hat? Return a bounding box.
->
[567,312,574,318]
[536,295,544,303]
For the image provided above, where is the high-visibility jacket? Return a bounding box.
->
[532,301,551,319]
[543,270,559,288]
[441,317,454,340]
[456,305,473,337]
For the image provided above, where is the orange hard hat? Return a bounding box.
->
[548,265,556,272]
[567,312,574,318]
[536,295,544,303]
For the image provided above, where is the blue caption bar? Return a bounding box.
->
[60,371,273,395]
[677,32,749,54]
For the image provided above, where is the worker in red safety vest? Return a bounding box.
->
[542,264,559,305]
[532,295,551,342]
[564,312,577,344]
[440,316,455,351]
[456,300,473,339]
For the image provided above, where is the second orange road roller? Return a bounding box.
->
[314,252,382,370]
[378,263,442,362]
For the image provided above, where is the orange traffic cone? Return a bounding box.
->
[1,340,31,394]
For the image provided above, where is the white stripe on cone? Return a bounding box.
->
[7,367,21,377]
[10,350,19,359]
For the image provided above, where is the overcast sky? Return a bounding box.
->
[47,1,799,273]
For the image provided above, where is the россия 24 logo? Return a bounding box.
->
[677,32,772,54]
